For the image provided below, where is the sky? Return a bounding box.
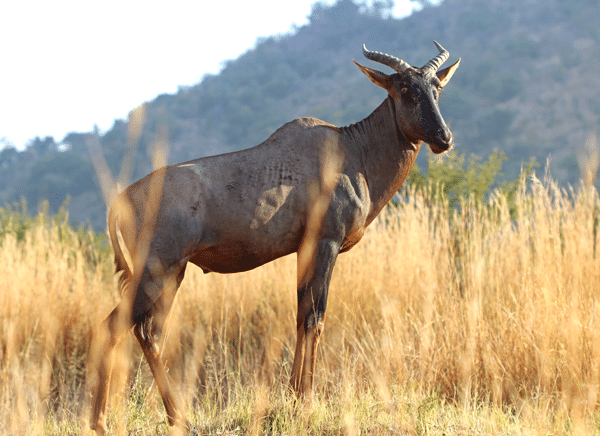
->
[1,0,426,150]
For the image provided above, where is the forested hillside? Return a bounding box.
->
[1,0,599,230]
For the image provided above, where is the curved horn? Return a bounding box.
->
[421,40,450,73]
[362,44,411,74]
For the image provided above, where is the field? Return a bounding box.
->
[1,177,599,435]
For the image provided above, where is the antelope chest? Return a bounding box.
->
[341,227,366,252]
[334,172,370,252]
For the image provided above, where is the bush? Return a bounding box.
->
[404,149,539,214]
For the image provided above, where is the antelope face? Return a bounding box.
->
[354,41,460,154]
[390,68,454,154]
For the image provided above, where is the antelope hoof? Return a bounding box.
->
[89,422,107,436]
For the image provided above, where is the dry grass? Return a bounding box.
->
[1,176,599,435]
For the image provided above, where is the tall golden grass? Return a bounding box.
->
[1,176,599,435]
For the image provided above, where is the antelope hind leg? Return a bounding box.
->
[133,317,190,431]
[89,304,134,434]
[133,266,191,432]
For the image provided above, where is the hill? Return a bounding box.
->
[1,0,599,230]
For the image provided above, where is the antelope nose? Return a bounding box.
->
[441,133,454,148]
[439,128,453,144]
[437,129,454,148]
[429,129,454,154]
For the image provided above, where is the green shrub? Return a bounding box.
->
[404,149,539,215]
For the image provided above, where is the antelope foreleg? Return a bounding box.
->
[290,325,306,393]
[300,315,325,398]
[291,238,340,398]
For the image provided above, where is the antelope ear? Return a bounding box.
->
[354,60,393,91]
[437,58,461,87]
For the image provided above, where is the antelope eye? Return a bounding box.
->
[400,87,408,94]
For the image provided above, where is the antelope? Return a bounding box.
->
[89,41,460,434]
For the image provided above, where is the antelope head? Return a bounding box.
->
[354,41,461,154]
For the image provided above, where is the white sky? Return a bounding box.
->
[0,0,425,150]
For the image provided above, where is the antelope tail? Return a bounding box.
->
[107,201,132,294]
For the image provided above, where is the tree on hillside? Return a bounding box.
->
[27,136,57,157]
[0,142,18,168]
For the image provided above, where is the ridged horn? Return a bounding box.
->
[421,40,449,73]
[362,44,411,74]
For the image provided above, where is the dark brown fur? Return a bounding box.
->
[89,43,460,435]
